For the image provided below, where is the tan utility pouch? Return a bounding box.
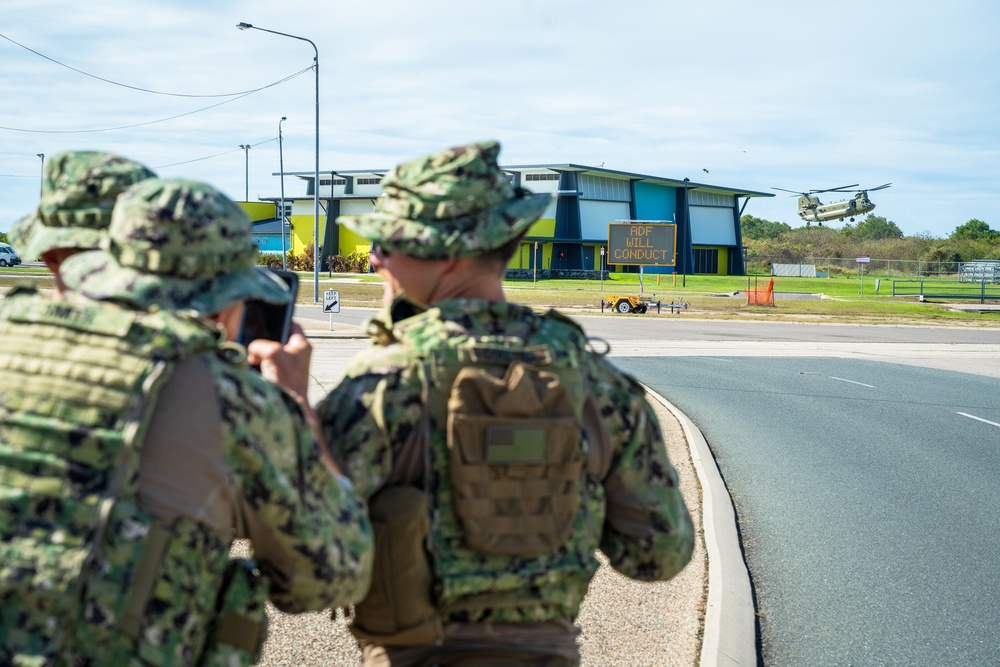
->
[447,361,583,556]
[350,485,442,646]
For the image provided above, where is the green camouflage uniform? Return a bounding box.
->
[0,172,373,665]
[316,141,693,666]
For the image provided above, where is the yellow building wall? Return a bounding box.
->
[526,217,556,237]
[339,226,373,256]
[290,214,314,255]
[238,202,276,222]
[718,247,728,275]
[506,217,557,269]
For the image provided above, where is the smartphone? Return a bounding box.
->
[236,268,298,350]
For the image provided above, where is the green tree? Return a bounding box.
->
[842,214,903,240]
[950,219,997,241]
[922,244,961,263]
[740,215,792,240]
[0,232,8,244]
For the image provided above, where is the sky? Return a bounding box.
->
[2,0,998,240]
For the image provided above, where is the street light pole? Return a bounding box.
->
[278,116,287,271]
[36,153,44,197]
[239,144,251,201]
[237,21,321,302]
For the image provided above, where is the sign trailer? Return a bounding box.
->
[602,221,679,314]
[606,222,677,266]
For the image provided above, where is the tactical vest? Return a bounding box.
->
[0,289,266,666]
[397,306,606,624]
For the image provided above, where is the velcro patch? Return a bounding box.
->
[486,425,546,463]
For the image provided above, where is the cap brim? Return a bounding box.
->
[17,213,105,261]
[338,191,551,259]
[59,250,291,315]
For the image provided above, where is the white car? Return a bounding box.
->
[0,242,22,267]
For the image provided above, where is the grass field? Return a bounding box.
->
[4,267,999,326]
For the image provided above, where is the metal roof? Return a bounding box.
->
[251,218,290,234]
[504,163,774,198]
[275,163,774,199]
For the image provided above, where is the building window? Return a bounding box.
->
[525,173,560,181]
[357,177,382,185]
[319,178,346,186]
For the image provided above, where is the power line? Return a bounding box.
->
[0,68,310,134]
[155,137,278,169]
[0,31,312,98]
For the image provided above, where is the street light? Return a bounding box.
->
[237,21,321,302]
[239,144,251,201]
[278,116,287,271]
[36,153,44,197]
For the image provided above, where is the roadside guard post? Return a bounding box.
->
[323,289,340,330]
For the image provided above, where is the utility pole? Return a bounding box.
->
[239,144,251,201]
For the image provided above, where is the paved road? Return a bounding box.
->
[617,355,1000,666]
[303,305,1000,665]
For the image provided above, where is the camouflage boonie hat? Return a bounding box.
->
[17,151,156,261]
[59,178,290,315]
[338,140,552,259]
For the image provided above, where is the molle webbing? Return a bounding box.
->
[400,307,601,623]
[0,294,224,661]
[447,361,583,556]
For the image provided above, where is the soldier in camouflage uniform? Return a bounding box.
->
[316,140,693,667]
[9,151,156,291]
[0,174,373,665]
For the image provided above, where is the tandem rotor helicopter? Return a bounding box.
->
[771,183,892,223]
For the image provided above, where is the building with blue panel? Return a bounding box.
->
[273,163,773,275]
[250,218,291,255]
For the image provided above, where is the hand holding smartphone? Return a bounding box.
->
[237,268,298,350]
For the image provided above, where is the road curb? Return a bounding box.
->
[645,390,757,667]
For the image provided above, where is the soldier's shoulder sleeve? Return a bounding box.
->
[586,355,694,582]
[203,354,373,612]
[316,342,424,499]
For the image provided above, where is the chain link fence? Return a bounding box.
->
[746,255,963,280]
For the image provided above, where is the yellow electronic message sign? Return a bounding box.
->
[606,222,677,266]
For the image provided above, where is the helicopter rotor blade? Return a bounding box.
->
[771,187,807,195]
[865,183,892,192]
[810,184,859,194]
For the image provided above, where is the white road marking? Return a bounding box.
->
[957,412,1000,428]
[828,376,877,388]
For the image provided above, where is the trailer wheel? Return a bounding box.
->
[635,304,648,314]
[615,299,633,313]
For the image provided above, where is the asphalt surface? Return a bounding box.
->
[620,355,1000,666]
[304,306,1000,665]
